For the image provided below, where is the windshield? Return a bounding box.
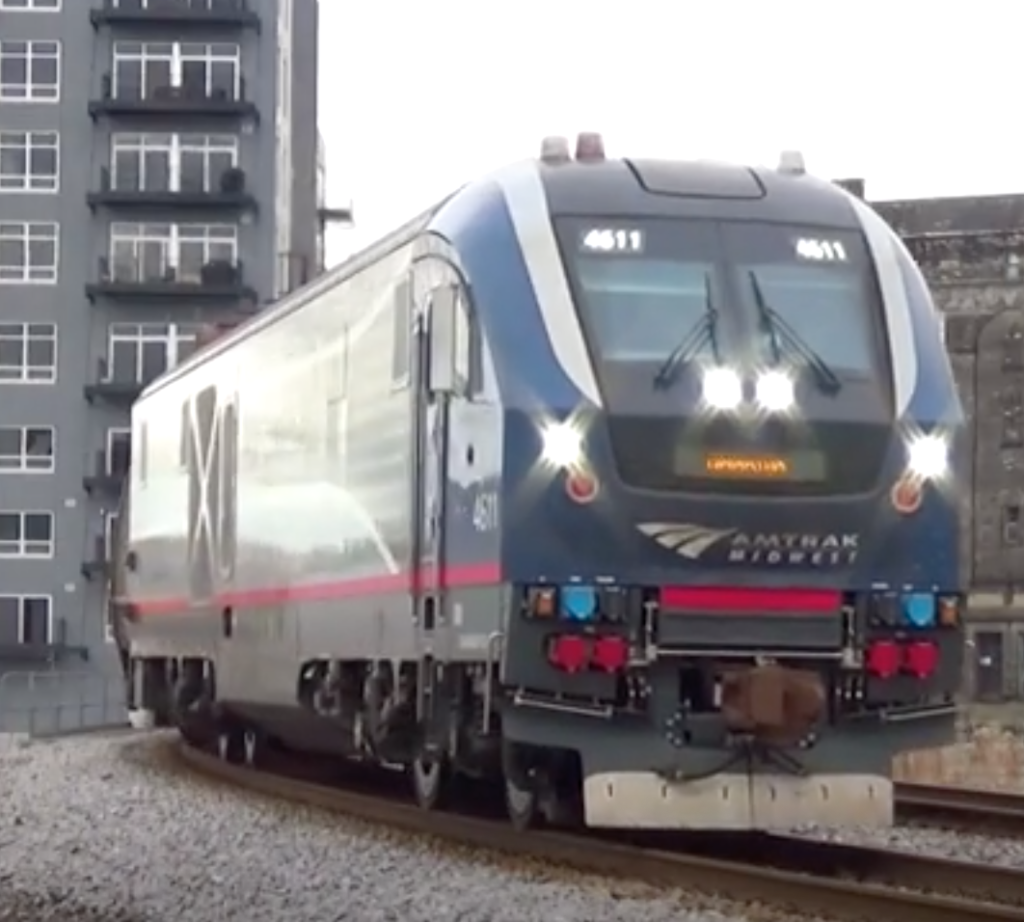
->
[557,217,886,379]
[576,258,719,363]
[724,222,877,373]
[554,216,892,497]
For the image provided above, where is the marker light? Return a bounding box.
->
[866,640,901,679]
[778,150,807,175]
[906,433,949,481]
[591,636,629,673]
[937,596,959,627]
[548,635,589,673]
[702,367,743,410]
[541,422,583,469]
[755,370,795,412]
[560,585,597,621]
[575,132,605,161]
[903,641,939,679]
[540,136,571,164]
[901,592,936,628]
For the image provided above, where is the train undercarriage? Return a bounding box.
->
[122,638,960,831]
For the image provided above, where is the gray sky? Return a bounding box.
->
[318,0,1018,262]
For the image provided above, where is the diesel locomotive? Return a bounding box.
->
[112,135,965,831]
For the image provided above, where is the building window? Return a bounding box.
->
[0,131,59,193]
[0,0,61,8]
[112,42,240,101]
[1005,503,1023,546]
[0,41,60,102]
[106,428,132,476]
[107,323,198,384]
[0,511,54,558]
[1004,387,1024,448]
[109,222,236,284]
[0,221,59,284]
[0,323,57,384]
[1005,325,1024,372]
[0,426,54,472]
[0,595,52,648]
[111,132,238,194]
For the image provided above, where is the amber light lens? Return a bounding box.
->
[937,597,959,627]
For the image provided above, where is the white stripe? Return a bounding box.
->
[494,162,603,407]
[845,193,917,416]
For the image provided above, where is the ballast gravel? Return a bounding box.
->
[796,820,1024,869]
[0,732,815,922]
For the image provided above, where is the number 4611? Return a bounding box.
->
[795,237,847,261]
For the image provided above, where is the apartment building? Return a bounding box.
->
[0,0,322,725]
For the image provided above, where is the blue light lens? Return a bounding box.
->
[901,592,935,628]
[560,585,597,621]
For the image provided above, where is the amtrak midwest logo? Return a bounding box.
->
[636,522,859,567]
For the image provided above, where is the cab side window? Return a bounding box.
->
[453,289,472,394]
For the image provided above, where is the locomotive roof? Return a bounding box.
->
[537,157,862,228]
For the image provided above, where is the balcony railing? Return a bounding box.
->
[81,535,112,581]
[86,255,256,302]
[83,449,130,496]
[89,74,259,121]
[91,0,261,30]
[83,358,145,405]
[87,165,256,212]
[0,618,89,665]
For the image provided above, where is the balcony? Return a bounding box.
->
[0,619,89,665]
[84,359,145,405]
[89,75,258,122]
[91,0,260,31]
[81,536,113,582]
[87,166,257,214]
[86,256,255,303]
[83,450,130,497]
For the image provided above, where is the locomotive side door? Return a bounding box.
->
[411,285,459,715]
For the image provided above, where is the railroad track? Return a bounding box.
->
[176,742,1024,922]
[897,781,1024,834]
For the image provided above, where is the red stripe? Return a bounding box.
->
[659,586,841,613]
[130,561,501,617]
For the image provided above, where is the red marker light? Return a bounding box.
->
[903,641,939,679]
[548,635,589,673]
[575,132,606,162]
[866,641,901,679]
[565,469,599,504]
[591,636,629,673]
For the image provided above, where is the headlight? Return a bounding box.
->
[541,422,583,469]
[906,433,949,480]
[755,370,795,412]
[702,367,743,410]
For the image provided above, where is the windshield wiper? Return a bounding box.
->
[748,270,842,396]
[653,273,721,391]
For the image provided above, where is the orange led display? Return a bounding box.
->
[704,453,791,479]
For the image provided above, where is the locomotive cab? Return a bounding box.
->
[492,141,964,830]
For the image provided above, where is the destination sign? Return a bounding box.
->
[673,447,827,482]
[704,453,790,479]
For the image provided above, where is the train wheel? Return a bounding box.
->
[504,776,542,831]
[410,756,449,811]
[216,727,244,764]
[242,729,264,768]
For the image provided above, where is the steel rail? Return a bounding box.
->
[897,781,1024,833]
[176,743,1024,922]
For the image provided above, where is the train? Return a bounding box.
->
[110,134,966,831]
